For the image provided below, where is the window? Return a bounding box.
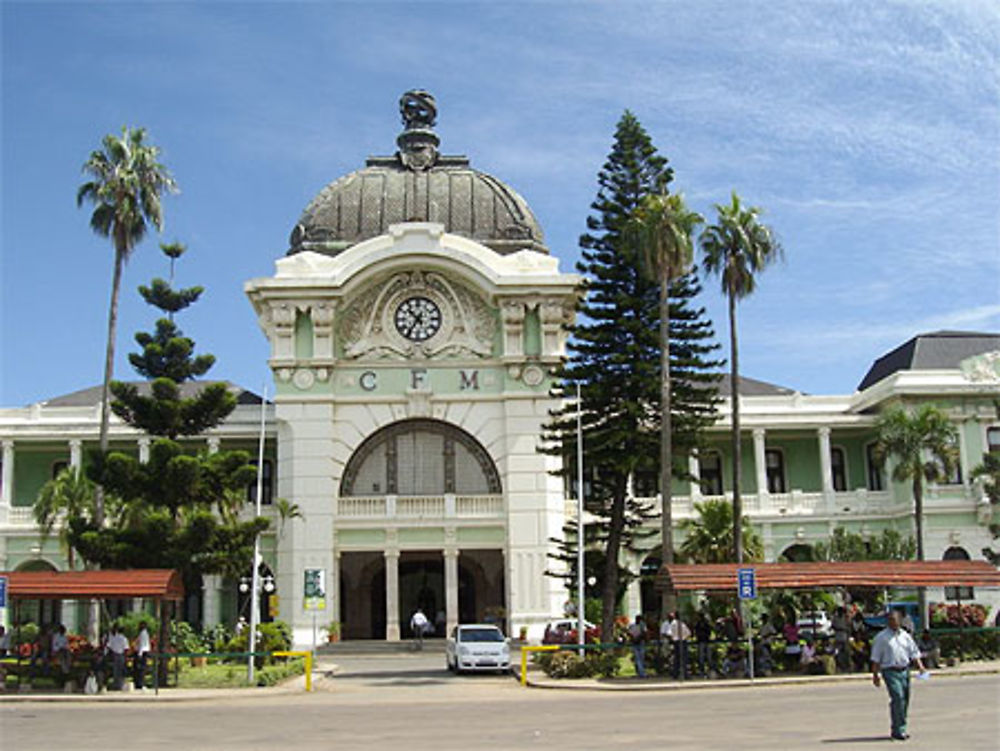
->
[935,437,962,485]
[943,547,973,600]
[52,460,69,479]
[633,470,658,498]
[765,449,786,493]
[830,447,847,492]
[865,443,884,491]
[247,459,274,505]
[699,451,723,496]
[986,427,1000,454]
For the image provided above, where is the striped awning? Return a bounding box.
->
[656,560,1000,592]
[1,569,184,600]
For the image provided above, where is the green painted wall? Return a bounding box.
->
[295,311,314,359]
[702,436,758,493]
[523,308,541,357]
[338,528,386,546]
[457,526,505,544]
[399,527,445,545]
[13,446,68,507]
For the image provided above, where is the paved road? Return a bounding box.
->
[2,653,997,751]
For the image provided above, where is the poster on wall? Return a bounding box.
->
[304,568,326,611]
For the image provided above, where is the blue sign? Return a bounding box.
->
[0,575,7,608]
[737,567,756,600]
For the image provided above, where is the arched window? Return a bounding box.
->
[943,546,973,600]
[830,447,847,492]
[247,459,274,505]
[765,449,786,493]
[699,451,723,496]
[780,543,815,563]
[865,443,884,491]
[340,419,501,497]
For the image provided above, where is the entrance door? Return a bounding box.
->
[399,552,444,637]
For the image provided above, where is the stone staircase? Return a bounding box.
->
[316,639,447,656]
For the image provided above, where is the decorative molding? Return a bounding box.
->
[339,270,495,361]
[961,350,1000,383]
[293,368,316,391]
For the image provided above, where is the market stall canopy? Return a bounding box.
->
[1,569,184,601]
[656,560,1000,593]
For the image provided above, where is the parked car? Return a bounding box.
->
[446,624,511,674]
[863,602,923,634]
[796,611,834,637]
[542,618,599,644]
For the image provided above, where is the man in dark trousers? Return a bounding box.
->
[870,610,927,741]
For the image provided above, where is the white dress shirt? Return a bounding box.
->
[870,627,920,669]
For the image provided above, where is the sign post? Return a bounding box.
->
[304,569,327,651]
[0,575,7,609]
[737,567,756,680]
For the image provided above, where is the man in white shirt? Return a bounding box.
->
[106,625,129,690]
[666,613,691,680]
[134,622,151,690]
[51,624,71,674]
[410,609,429,650]
[870,610,926,741]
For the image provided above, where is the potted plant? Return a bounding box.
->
[326,621,341,643]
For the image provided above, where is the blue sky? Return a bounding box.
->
[2,1,998,405]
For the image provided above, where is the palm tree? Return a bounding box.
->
[872,404,958,623]
[627,192,703,609]
[699,192,782,563]
[679,498,763,564]
[275,497,304,537]
[33,467,97,569]
[77,126,177,523]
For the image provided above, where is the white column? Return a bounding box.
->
[818,427,834,498]
[207,436,221,454]
[688,453,702,502]
[753,429,769,500]
[1,440,14,515]
[385,550,400,641]
[444,549,459,634]
[69,439,83,473]
[331,551,341,627]
[138,437,151,463]
[203,575,222,627]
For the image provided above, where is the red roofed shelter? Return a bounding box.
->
[1,569,184,654]
[656,560,1000,593]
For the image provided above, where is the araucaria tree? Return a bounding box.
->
[872,404,958,622]
[699,192,782,563]
[544,111,721,638]
[77,127,177,524]
[971,402,1000,564]
[71,243,268,597]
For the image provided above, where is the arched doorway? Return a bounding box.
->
[236,562,277,626]
[780,543,816,563]
[14,559,61,626]
[639,552,662,618]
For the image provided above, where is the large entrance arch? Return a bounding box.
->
[337,419,506,640]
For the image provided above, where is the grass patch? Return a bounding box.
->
[176,658,305,689]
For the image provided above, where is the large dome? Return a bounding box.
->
[288,91,547,257]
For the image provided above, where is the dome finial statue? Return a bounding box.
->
[397,89,439,171]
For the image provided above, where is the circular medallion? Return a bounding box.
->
[292,368,316,390]
[394,296,442,342]
[522,365,545,387]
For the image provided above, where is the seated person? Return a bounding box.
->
[722,642,747,678]
[849,635,870,673]
[799,637,822,674]
[917,630,940,669]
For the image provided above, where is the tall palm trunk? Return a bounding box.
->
[95,246,125,527]
[913,476,927,629]
[729,291,743,563]
[660,270,676,617]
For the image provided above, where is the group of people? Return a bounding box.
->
[0,621,153,692]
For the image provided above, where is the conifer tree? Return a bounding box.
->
[73,243,268,598]
[544,112,721,638]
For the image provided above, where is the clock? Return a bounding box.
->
[394,296,442,342]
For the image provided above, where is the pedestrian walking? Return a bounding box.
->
[628,614,647,678]
[870,610,927,741]
[410,608,430,650]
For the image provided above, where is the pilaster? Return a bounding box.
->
[753,429,768,500]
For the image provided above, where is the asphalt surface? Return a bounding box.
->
[2,652,997,750]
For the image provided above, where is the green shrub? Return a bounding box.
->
[256,657,304,686]
[170,621,207,654]
[13,622,39,646]
[225,620,293,665]
[204,622,233,652]
[586,648,622,677]
[936,629,1000,660]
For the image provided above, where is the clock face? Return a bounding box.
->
[394,296,442,342]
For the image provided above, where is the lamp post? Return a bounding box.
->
[248,383,268,683]
[576,382,585,652]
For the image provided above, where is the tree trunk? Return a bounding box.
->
[914,476,927,630]
[660,270,676,618]
[95,247,125,526]
[729,292,743,563]
[601,489,626,642]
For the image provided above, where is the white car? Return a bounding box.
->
[446,624,511,674]
[796,611,834,637]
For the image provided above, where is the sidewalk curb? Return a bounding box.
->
[524,663,1000,692]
